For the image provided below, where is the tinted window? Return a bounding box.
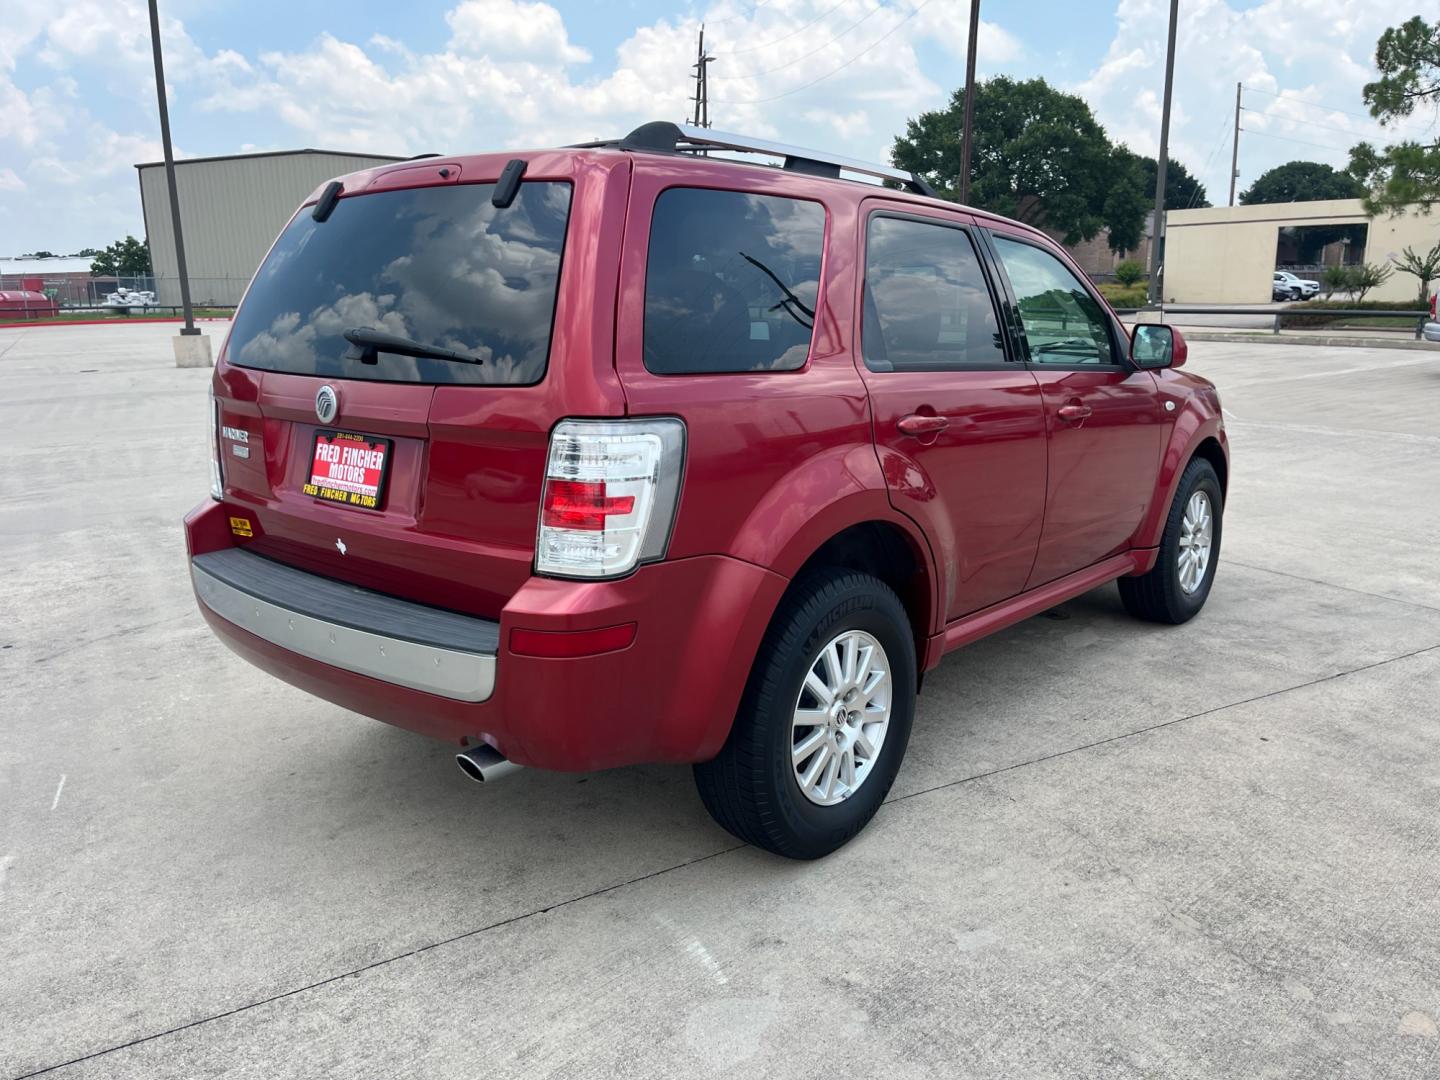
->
[643,188,825,374]
[863,216,1004,371]
[992,236,1115,365]
[227,182,571,385]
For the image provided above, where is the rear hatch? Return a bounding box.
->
[213,153,628,618]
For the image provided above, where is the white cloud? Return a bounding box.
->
[0,168,24,192]
[1074,0,1433,204]
[446,0,590,64]
[1,0,1428,254]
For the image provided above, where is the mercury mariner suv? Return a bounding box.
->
[186,122,1228,859]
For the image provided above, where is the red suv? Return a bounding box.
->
[186,122,1227,859]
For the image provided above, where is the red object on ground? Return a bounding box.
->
[0,290,58,320]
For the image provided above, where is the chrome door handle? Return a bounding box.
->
[1057,404,1092,422]
[897,414,950,437]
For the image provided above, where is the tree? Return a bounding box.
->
[1349,17,1440,215]
[1240,161,1364,204]
[1349,261,1393,302]
[71,247,101,258]
[24,249,57,258]
[892,76,1148,251]
[1321,264,1352,299]
[1114,260,1146,287]
[1138,155,1210,209]
[1390,239,1440,301]
[90,236,151,277]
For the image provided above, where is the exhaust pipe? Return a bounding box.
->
[456,743,523,783]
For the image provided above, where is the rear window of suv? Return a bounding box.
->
[643,188,825,375]
[226,181,571,385]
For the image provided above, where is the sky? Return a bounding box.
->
[2,0,1434,255]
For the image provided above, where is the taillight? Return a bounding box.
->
[535,418,686,579]
[208,384,224,500]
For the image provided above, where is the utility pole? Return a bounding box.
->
[958,0,981,204]
[147,0,196,336]
[1147,0,1179,306]
[692,25,714,129]
[1228,82,1242,206]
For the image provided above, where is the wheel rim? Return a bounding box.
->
[791,629,892,807]
[1177,489,1214,594]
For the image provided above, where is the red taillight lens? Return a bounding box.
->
[541,480,636,531]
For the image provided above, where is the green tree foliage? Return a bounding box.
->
[1240,161,1364,204]
[90,236,152,277]
[1138,155,1210,209]
[1349,17,1440,215]
[892,76,1150,252]
[24,249,57,258]
[72,247,101,258]
[1113,260,1146,287]
[1389,239,1440,301]
[1321,264,1352,299]
[1349,261,1393,302]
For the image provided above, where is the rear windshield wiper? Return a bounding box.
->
[342,327,485,366]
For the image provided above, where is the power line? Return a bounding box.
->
[1242,85,1376,120]
[711,0,932,105]
[1241,129,1353,154]
[722,0,854,57]
[691,0,775,30]
[1245,106,1432,142]
[711,3,885,80]
[1190,115,1233,208]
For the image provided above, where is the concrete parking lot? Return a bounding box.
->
[2,322,1438,1079]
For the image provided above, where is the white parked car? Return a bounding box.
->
[1273,271,1320,302]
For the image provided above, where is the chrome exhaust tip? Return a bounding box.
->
[456,743,523,783]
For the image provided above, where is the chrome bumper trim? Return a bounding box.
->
[192,560,496,702]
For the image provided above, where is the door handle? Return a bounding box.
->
[1057,404,1093,423]
[898,413,950,437]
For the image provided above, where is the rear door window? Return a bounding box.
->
[227,181,572,385]
[643,188,825,375]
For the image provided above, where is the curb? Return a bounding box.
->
[1181,331,1436,352]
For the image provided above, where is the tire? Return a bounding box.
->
[1118,457,1223,625]
[694,568,916,860]
[1291,288,1303,301]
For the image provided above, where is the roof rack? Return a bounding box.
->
[577,121,942,200]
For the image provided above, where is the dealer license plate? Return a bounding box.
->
[304,430,392,510]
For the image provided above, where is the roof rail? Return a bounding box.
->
[579,121,942,200]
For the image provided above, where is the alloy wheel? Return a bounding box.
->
[790,629,893,807]
[1177,489,1214,594]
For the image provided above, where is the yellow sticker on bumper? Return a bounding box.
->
[229,516,254,538]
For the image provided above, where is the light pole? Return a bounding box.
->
[1147,0,1179,306]
[958,0,980,204]
[147,0,210,366]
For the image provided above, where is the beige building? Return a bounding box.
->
[137,149,403,306]
[1162,199,1440,304]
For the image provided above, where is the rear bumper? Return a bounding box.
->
[185,500,789,771]
[192,549,498,702]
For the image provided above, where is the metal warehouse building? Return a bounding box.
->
[136,149,403,306]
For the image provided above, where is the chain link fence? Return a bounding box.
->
[0,274,245,318]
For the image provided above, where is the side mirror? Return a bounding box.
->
[1130,323,1187,369]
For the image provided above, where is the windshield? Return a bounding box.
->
[226,181,572,385]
